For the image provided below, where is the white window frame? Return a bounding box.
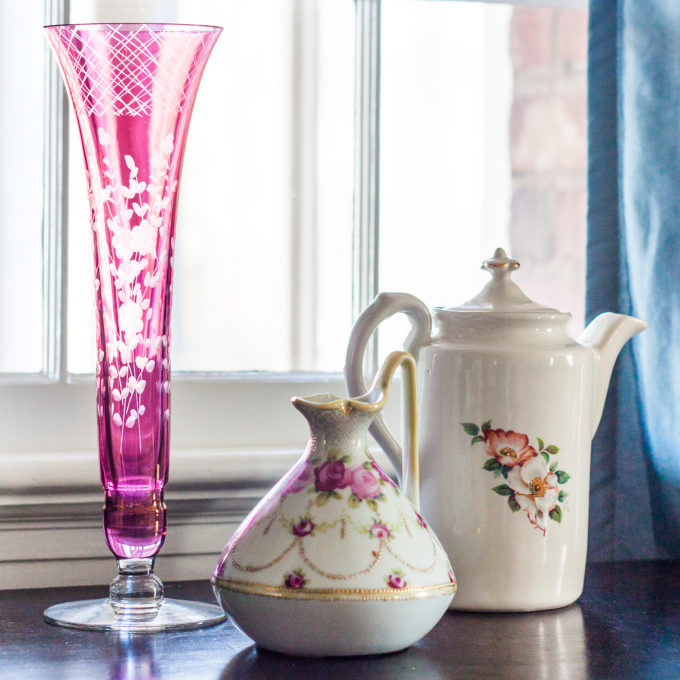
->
[0,0,586,588]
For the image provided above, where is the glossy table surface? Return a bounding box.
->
[1,560,679,679]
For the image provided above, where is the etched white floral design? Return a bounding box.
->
[94,127,177,433]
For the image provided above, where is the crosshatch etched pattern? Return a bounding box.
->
[50,24,214,117]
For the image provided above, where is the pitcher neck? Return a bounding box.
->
[305,420,372,462]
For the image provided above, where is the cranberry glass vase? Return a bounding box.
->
[44,23,224,632]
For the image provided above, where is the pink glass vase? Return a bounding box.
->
[44,23,223,632]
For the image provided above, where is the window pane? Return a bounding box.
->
[0,3,44,373]
[67,0,354,374]
[379,1,587,353]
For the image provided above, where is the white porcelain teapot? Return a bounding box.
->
[345,248,647,611]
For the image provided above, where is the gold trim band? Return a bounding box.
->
[211,576,457,602]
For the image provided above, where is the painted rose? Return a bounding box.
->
[292,517,314,537]
[387,573,407,589]
[282,464,314,495]
[350,465,381,500]
[484,428,537,468]
[284,570,306,590]
[369,522,390,539]
[506,455,559,535]
[314,461,351,492]
[371,460,397,488]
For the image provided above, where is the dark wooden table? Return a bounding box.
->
[1,560,679,679]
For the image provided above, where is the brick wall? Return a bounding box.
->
[509,7,588,329]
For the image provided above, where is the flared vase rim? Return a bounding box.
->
[44,22,223,34]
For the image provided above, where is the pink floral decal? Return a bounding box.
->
[506,457,559,535]
[314,461,351,493]
[483,429,537,468]
[369,522,391,539]
[350,466,381,500]
[284,569,306,590]
[292,517,315,537]
[386,570,407,589]
[462,420,570,536]
[308,449,387,510]
[347,464,386,511]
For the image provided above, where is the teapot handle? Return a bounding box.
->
[344,293,431,487]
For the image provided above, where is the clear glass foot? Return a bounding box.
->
[44,559,226,632]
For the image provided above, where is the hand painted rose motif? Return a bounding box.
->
[314,460,351,493]
[284,569,306,590]
[292,517,315,537]
[369,522,391,539]
[462,420,570,535]
[350,466,382,500]
[313,459,352,507]
[386,570,407,589]
[303,447,388,511]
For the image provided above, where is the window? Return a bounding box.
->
[0,0,588,587]
[66,0,356,374]
[0,2,44,374]
[378,0,588,354]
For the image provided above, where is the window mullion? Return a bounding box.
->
[353,0,381,376]
[42,0,69,381]
[290,0,320,371]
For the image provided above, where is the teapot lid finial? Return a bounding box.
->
[482,247,520,276]
[443,247,564,314]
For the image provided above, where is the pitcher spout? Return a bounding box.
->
[578,312,648,437]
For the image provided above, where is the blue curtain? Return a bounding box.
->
[587,0,680,560]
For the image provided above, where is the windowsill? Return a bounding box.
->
[0,447,301,589]
[0,445,397,589]
[0,376,401,589]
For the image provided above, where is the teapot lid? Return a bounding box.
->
[441,247,565,315]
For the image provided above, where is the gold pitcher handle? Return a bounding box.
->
[366,351,420,510]
[345,293,431,485]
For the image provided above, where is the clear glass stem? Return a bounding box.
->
[109,558,164,619]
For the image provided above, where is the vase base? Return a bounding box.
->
[44,597,226,633]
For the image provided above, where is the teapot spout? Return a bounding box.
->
[578,312,647,437]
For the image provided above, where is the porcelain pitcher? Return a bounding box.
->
[213,351,455,656]
[345,248,647,611]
